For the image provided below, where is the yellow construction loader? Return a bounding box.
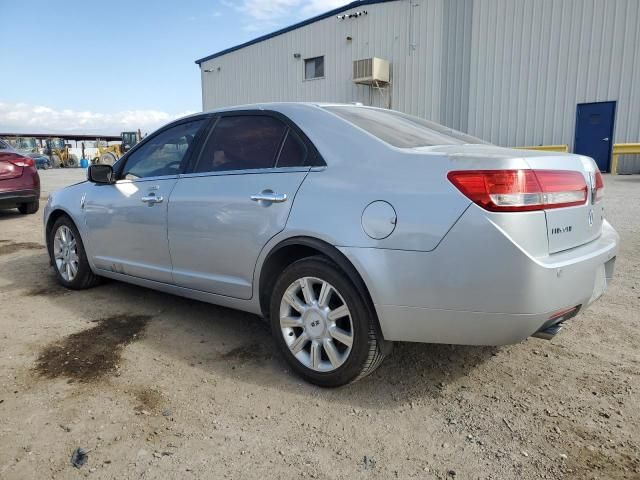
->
[45,138,78,168]
[93,131,139,165]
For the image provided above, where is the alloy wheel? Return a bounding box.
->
[279,276,354,372]
[53,225,79,282]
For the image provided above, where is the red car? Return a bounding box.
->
[0,139,40,214]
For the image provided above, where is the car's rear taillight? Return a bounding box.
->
[0,153,34,180]
[447,169,588,212]
[594,171,604,202]
[8,156,34,168]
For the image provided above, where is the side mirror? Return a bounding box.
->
[88,164,115,184]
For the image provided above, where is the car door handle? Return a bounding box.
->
[603,137,609,141]
[250,192,287,203]
[141,195,164,204]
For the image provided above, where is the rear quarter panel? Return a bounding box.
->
[278,104,473,251]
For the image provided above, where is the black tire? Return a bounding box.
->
[270,256,389,387]
[48,215,101,290]
[18,200,39,215]
[66,154,78,168]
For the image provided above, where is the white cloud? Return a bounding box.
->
[0,102,195,135]
[228,0,350,30]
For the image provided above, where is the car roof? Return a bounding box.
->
[198,102,369,116]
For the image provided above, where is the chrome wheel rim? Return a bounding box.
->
[279,277,354,372]
[53,225,79,282]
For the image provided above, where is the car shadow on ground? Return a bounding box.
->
[0,209,24,220]
[1,251,499,409]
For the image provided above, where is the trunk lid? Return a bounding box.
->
[0,152,24,181]
[520,151,603,253]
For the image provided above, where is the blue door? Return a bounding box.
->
[574,101,616,172]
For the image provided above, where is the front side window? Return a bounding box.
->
[195,115,287,173]
[121,119,205,179]
[324,106,488,148]
[304,56,324,80]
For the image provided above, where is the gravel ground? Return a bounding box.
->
[0,169,638,479]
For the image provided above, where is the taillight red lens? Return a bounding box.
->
[447,169,588,212]
[594,171,604,202]
[8,156,34,168]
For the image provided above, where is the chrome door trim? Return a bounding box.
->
[141,195,164,204]
[114,174,180,185]
[250,192,288,203]
[178,166,310,180]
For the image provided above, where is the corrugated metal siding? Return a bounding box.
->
[440,0,473,132]
[201,0,453,123]
[468,0,640,171]
[200,0,640,171]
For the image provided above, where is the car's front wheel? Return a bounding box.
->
[270,256,389,387]
[49,216,100,290]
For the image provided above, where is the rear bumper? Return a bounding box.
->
[0,189,39,208]
[339,208,619,346]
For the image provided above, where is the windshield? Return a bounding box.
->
[0,140,10,150]
[122,132,136,144]
[49,139,65,149]
[18,138,37,150]
[324,106,488,148]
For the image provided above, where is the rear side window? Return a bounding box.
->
[276,130,308,167]
[195,116,287,173]
[324,106,488,148]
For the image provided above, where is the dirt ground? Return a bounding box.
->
[0,169,638,479]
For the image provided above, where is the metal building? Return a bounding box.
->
[196,0,640,173]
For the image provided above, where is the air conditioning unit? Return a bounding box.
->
[352,57,390,85]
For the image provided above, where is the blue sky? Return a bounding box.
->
[0,0,347,134]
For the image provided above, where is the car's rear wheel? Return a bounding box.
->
[270,256,388,387]
[49,216,100,290]
[18,200,39,215]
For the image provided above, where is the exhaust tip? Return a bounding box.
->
[532,324,563,340]
[532,305,581,340]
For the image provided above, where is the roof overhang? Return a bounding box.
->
[0,133,122,141]
[195,0,397,65]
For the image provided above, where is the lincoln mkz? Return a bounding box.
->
[44,103,619,386]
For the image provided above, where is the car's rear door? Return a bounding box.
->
[84,118,207,283]
[168,111,318,299]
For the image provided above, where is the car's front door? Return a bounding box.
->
[168,113,318,299]
[84,118,206,283]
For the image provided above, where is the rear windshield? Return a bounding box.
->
[324,106,488,148]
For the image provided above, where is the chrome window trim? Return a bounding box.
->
[114,174,180,184]
[178,166,311,180]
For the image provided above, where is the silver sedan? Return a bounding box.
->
[44,103,619,387]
